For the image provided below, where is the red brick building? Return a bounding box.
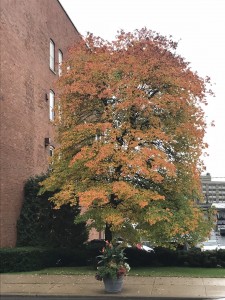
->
[0,0,81,247]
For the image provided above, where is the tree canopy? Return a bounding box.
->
[41,28,214,247]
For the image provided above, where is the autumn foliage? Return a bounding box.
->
[41,28,213,246]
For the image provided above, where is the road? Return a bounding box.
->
[210,230,225,247]
[216,234,225,247]
[196,229,225,250]
[1,297,224,300]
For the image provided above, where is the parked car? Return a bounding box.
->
[116,238,154,252]
[140,244,154,252]
[137,242,154,252]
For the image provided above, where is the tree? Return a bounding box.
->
[17,176,88,248]
[41,28,214,247]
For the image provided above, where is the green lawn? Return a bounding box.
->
[20,266,225,278]
[129,266,225,277]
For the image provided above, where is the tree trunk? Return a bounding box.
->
[105,223,112,242]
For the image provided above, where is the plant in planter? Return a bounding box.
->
[95,241,130,293]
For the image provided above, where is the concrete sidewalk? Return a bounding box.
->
[1,274,225,298]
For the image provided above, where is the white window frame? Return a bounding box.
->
[50,39,55,71]
[49,145,55,157]
[58,49,63,76]
[49,90,55,121]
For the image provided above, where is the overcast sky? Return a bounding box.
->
[59,0,225,180]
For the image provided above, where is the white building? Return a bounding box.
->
[201,173,225,203]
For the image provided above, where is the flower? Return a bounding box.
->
[95,241,130,281]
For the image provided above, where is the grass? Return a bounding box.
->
[129,266,225,277]
[14,266,225,278]
[35,266,96,276]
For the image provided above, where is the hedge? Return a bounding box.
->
[1,246,225,273]
[0,247,87,273]
[125,247,225,268]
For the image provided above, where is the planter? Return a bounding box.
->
[103,276,124,293]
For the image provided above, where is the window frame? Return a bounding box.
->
[58,49,63,76]
[49,90,55,121]
[50,39,55,72]
[49,145,55,157]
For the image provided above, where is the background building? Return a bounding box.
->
[0,0,80,247]
[201,173,225,203]
[201,173,225,236]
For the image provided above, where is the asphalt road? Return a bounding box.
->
[216,235,225,246]
[1,296,225,300]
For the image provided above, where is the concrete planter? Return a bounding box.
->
[103,276,124,293]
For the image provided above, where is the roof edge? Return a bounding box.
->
[56,0,82,39]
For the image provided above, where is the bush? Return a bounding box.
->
[216,249,225,267]
[0,247,88,273]
[17,175,88,249]
[154,248,225,268]
[154,247,179,266]
[1,246,225,273]
[125,247,225,268]
[55,247,88,267]
[85,239,106,267]
[125,247,156,267]
[0,247,57,273]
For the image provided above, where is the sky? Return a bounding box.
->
[59,0,225,180]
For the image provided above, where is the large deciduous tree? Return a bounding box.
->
[41,28,214,247]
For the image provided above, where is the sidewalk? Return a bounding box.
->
[1,274,225,298]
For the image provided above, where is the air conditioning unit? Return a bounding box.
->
[44,138,50,147]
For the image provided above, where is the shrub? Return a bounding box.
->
[17,175,88,249]
[217,249,225,267]
[154,247,179,266]
[55,247,88,267]
[85,239,106,267]
[0,247,58,273]
[125,247,225,268]
[125,247,156,267]
[0,247,88,273]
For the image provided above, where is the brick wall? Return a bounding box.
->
[0,0,80,247]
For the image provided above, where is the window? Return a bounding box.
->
[49,145,55,171]
[49,145,54,157]
[58,50,63,76]
[50,39,55,71]
[49,90,55,121]
[58,100,62,122]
